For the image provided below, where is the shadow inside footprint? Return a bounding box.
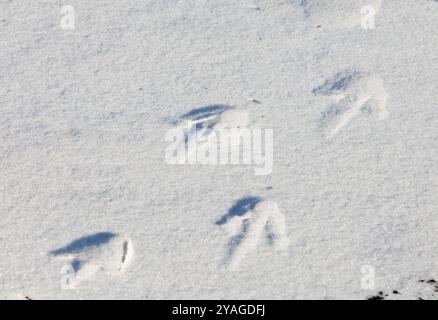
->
[299,0,313,18]
[312,71,359,96]
[320,104,347,123]
[180,104,232,122]
[216,196,262,225]
[50,232,117,256]
[71,259,82,272]
[171,104,234,141]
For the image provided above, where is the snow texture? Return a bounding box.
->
[1,0,438,299]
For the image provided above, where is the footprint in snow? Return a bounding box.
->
[50,232,133,287]
[217,197,290,271]
[313,71,389,138]
[170,104,250,162]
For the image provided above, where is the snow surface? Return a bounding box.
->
[1,0,437,299]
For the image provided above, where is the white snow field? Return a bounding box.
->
[0,0,437,299]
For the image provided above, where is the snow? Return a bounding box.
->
[1,0,437,299]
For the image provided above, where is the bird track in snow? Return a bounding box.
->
[217,198,290,271]
[50,232,133,287]
[314,72,389,138]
